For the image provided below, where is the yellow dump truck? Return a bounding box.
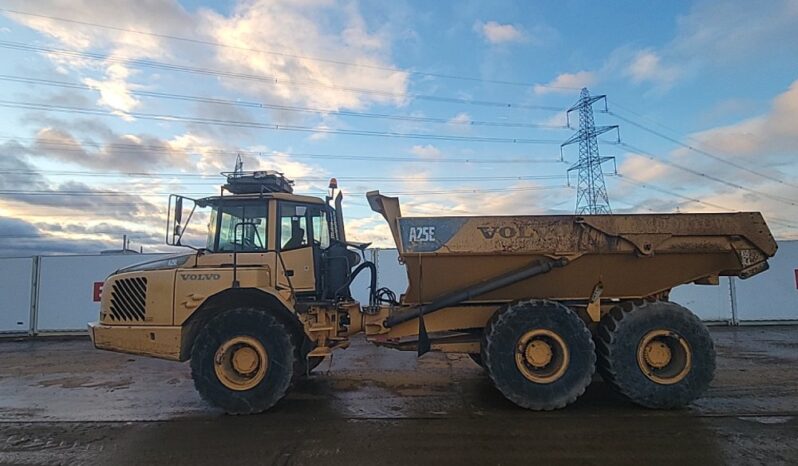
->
[90,171,777,413]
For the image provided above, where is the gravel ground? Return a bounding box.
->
[0,326,796,465]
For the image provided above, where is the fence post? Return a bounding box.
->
[728,276,739,326]
[28,256,41,336]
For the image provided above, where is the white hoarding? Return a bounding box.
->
[0,257,34,333]
[669,279,733,323]
[735,240,798,322]
[35,254,167,332]
[374,249,409,297]
[348,249,375,306]
[14,241,798,335]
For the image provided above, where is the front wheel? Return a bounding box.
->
[190,308,297,414]
[482,300,595,410]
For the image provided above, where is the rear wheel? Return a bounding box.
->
[190,308,296,414]
[482,300,595,410]
[595,300,715,409]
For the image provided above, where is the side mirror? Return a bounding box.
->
[175,197,183,226]
[167,194,197,246]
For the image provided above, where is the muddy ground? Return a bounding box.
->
[0,326,796,465]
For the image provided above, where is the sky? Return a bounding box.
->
[0,0,797,256]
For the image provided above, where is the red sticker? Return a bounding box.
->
[93,282,104,302]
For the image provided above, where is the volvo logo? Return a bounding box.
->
[477,225,538,240]
[180,273,221,281]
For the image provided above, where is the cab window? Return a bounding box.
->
[213,203,268,252]
[279,203,309,250]
[310,207,330,249]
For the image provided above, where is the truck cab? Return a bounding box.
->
[90,171,369,382]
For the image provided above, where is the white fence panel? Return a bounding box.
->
[0,257,34,333]
[374,249,409,298]
[669,279,733,323]
[7,241,795,335]
[735,240,798,322]
[35,254,167,332]
[348,250,374,306]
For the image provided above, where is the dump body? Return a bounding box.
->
[368,192,777,306]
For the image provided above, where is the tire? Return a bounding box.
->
[468,353,484,368]
[595,300,715,409]
[482,300,595,410]
[190,308,296,414]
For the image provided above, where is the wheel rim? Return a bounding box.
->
[515,329,569,384]
[636,329,691,385]
[214,336,268,391]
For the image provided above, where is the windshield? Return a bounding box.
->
[206,202,268,252]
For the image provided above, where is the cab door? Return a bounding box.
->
[276,202,316,296]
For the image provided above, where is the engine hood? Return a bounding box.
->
[115,253,195,274]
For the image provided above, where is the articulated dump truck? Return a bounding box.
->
[90,171,777,414]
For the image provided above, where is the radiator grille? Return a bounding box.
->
[109,277,148,321]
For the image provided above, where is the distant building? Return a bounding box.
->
[100,248,140,255]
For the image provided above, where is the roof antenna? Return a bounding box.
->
[233,153,243,177]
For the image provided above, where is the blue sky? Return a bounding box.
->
[0,0,797,254]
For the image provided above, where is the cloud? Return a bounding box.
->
[3,0,410,113]
[624,49,681,88]
[474,21,525,44]
[0,143,159,221]
[410,144,441,159]
[670,0,798,66]
[447,112,471,125]
[617,153,675,183]
[3,0,193,117]
[83,63,140,115]
[345,214,394,247]
[605,0,798,90]
[683,79,798,160]
[204,1,409,109]
[534,71,596,95]
[614,79,798,238]
[31,126,192,172]
[0,216,118,256]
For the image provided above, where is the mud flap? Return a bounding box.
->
[417,315,431,356]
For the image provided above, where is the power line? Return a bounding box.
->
[0,75,567,130]
[617,142,798,208]
[0,136,563,166]
[0,7,579,91]
[616,174,798,229]
[608,109,798,189]
[0,41,566,112]
[0,171,568,184]
[0,185,572,197]
[0,99,564,144]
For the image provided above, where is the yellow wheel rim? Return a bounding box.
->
[637,329,691,385]
[515,329,569,384]
[214,336,268,391]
